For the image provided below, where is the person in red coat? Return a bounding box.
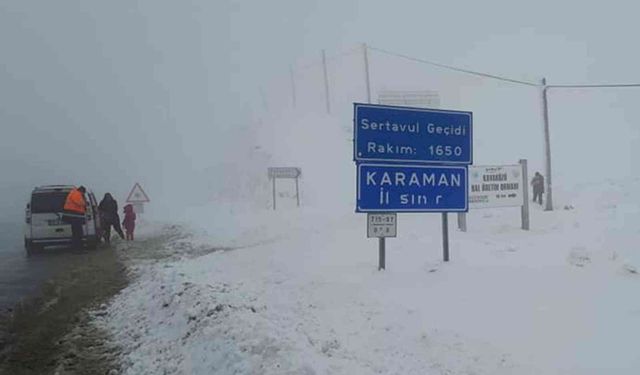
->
[122,204,137,241]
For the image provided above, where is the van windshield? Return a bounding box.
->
[31,192,69,213]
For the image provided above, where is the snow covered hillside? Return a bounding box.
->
[96,110,640,375]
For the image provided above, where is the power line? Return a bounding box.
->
[368,45,640,91]
[368,45,539,87]
[292,44,640,90]
[548,83,640,89]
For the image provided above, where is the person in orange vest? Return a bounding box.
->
[63,186,87,251]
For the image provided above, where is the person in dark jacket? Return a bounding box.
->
[98,193,125,244]
[531,172,545,205]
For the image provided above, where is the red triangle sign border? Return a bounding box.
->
[126,182,151,203]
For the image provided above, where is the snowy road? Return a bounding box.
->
[0,221,77,311]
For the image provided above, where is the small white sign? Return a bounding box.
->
[268,167,301,179]
[367,213,397,238]
[469,165,524,209]
[132,203,144,214]
[378,90,440,109]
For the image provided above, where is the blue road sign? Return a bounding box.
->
[356,163,468,212]
[354,103,472,165]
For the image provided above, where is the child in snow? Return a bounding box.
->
[122,204,137,241]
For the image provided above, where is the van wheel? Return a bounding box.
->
[25,240,40,256]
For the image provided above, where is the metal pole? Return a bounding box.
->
[295,176,300,207]
[272,177,276,210]
[322,49,331,114]
[378,237,385,270]
[541,78,553,211]
[259,86,269,112]
[519,159,530,230]
[289,65,296,108]
[442,213,449,262]
[363,43,372,104]
[457,212,467,232]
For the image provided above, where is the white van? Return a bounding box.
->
[24,185,102,254]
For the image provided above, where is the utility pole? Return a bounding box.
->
[540,78,553,211]
[289,65,296,108]
[322,49,331,114]
[363,43,372,104]
[259,87,269,112]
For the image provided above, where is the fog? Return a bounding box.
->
[2,0,640,222]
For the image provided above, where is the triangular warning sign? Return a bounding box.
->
[126,183,150,203]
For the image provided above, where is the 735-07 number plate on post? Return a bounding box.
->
[367,213,397,238]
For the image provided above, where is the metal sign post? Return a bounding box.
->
[379,238,386,270]
[442,213,449,262]
[295,177,300,207]
[268,167,302,210]
[457,212,467,232]
[519,159,530,230]
[272,177,276,210]
[367,213,396,271]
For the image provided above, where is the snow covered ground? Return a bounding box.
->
[88,103,640,374]
[95,176,640,375]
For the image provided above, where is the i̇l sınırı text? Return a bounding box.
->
[366,170,462,206]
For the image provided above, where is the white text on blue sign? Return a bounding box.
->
[357,164,468,212]
[354,103,472,165]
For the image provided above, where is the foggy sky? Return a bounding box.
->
[2,0,640,220]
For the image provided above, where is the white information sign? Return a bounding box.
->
[268,167,301,179]
[132,203,144,214]
[469,165,524,209]
[367,213,397,238]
